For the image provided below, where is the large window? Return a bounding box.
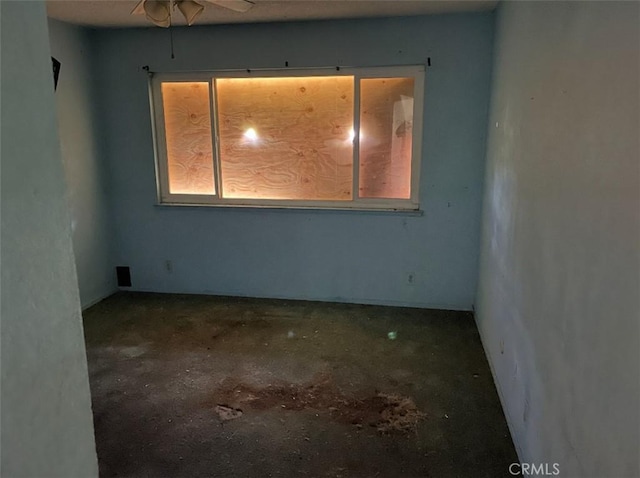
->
[149,66,424,210]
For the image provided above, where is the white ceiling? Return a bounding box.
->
[46,0,497,28]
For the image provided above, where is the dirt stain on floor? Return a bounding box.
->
[210,372,425,434]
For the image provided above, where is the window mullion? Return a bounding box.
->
[352,75,361,201]
[149,75,171,202]
[210,78,223,200]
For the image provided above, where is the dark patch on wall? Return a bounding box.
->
[52,57,61,90]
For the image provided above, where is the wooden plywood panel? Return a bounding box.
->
[162,82,216,195]
[216,76,354,200]
[359,78,414,199]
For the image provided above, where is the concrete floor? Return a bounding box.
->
[83,292,518,477]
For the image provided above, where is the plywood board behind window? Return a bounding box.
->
[216,76,354,200]
[359,78,414,199]
[162,82,216,195]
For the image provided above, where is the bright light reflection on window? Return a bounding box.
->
[244,128,258,141]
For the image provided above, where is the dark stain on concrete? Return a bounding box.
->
[210,372,425,434]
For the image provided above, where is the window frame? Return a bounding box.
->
[148,65,425,211]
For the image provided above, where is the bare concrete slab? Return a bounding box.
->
[83,292,517,477]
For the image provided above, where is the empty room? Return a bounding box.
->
[1,1,638,477]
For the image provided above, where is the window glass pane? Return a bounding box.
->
[162,82,215,195]
[359,78,414,199]
[216,76,354,200]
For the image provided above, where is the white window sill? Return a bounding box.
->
[154,201,424,216]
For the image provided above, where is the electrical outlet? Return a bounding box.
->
[165,260,173,274]
[407,272,416,285]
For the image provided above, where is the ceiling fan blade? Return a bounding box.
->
[176,0,205,25]
[131,0,146,15]
[142,0,172,27]
[203,0,255,13]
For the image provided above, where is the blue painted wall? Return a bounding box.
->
[49,19,117,309]
[94,13,494,310]
[2,3,98,474]
[476,2,639,473]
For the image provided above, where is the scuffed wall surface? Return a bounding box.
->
[49,19,116,309]
[476,2,639,476]
[0,2,99,476]
[93,13,494,310]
